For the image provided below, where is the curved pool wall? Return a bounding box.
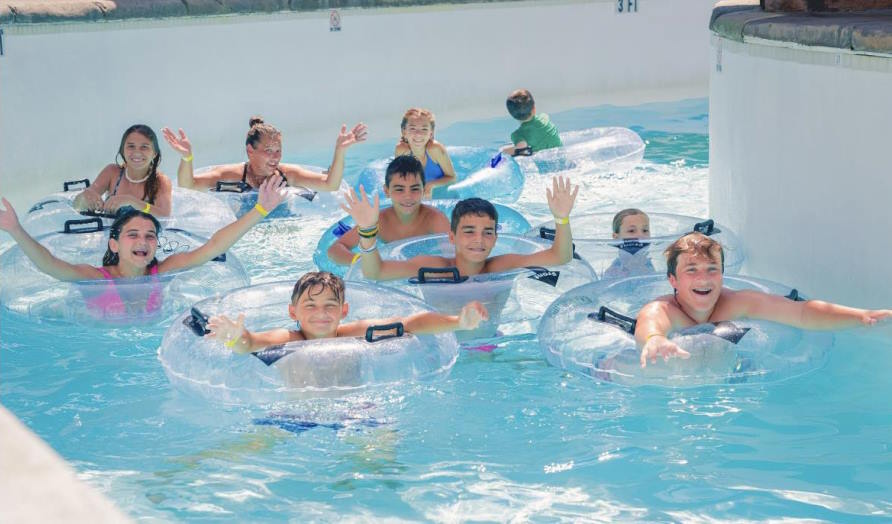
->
[0,0,715,212]
[709,3,892,308]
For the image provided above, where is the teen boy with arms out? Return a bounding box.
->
[636,232,892,368]
[326,156,450,267]
[341,176,579,281]
[207,272,489,353]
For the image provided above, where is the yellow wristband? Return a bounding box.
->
[224,336,239,348]
[142,203,151,213]
[645,333,665,343]
[554,216,569,225]
[254,203,269,217]
[351,253,361,265]
[182,154,194,162]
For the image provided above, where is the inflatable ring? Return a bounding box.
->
[313,200,532,276]
[346,233,598,342]
[514,127,645,175]
[356,147,525,204]
[195,165,346,219]
[22,181,237,240]
[158,281,460,404]
[526,213,745,280]
[538,275,832,387]
[0,218,250,325]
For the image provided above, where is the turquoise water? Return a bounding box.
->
[4,98,892,521]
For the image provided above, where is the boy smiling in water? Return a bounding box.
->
[327,156,450,267]
[208,271,488,353]
[636,232,892,368]
[340,176,578,280]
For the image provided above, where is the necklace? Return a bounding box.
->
[124,168,149,184]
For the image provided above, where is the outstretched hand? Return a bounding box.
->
[340,185,379,229]
[640,334,691,368]
[0,197,22,233]
[256,176,288,213]
[546,175,579,219]
[458,301,489,330]
[161,127,193,159]
[207,313,248,353]
[335,122,369,150]
[862,309,892,326]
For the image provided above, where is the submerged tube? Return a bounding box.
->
[538,275,832,387]
[346,233,598,341]
[0,221,249,325]
[312,200,532,276]
[158,281,460,404]
[195,165,345,219]
[356,147,525,203]
[515,127,645,175]
[526,213,745,279]
[22,185,237,240]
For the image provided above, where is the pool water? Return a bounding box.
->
[4,98,892,521]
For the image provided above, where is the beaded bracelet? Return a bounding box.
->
[254,203,269,217]
[358,240,378,254]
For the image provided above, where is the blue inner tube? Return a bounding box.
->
[313,200,531,276]
[355,146,525,204]
[158,281,460,404]
[538,275,832,387]
[526,212,745,280]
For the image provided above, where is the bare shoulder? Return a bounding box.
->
[394,142,410,155]
[198,163,242,180]
[428,141,449,159]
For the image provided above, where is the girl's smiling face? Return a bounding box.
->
[614,213,650,239]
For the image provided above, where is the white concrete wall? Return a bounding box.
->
[709,35,892,308]
[0,0,714,211]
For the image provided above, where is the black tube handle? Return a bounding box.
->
[63,217,104,234]
[63,179,90,192]
[183,307,210,336]
[365,322,404,343]
[693,219,721,236]
[587,306,637,335]
[512,146,533,157]
[214,180,251,193]
[409,266,467,284]
[785,289,805,302]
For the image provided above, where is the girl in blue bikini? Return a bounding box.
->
[394,108,457,199]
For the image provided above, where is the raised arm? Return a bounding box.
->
[634,300,691,368]
[281,123,368,192]
[207,313,301,353]
[158,177,286,273]
[0,197,101,281]
[488,176,578,272]
[162,127,196,190]
[341,186,440,280]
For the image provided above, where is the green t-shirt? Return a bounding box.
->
[510,113,562,152]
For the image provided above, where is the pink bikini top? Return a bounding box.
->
[85,265,163,318]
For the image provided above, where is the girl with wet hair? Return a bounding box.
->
[73,124,186,217]
[0,176,287,282]
[171,115,368,193]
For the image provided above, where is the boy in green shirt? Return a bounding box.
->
[501,89,563,156]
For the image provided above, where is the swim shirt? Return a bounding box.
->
[510,114,563,153]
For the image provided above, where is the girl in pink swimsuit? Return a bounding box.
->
[0,177,287,317]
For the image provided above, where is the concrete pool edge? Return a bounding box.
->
[0,404,134,523]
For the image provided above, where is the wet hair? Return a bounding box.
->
[245,116,282,148]
[506,89,535,121]
[116,125,162,204]
[612,208,649,234]
[291,271,346,304]
[664,232,725,277]
[450,198,498,232]
[102,207,162,267]
[399,108,436,144]
[384,155,425,188]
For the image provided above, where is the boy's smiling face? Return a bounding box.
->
[449,213,497,264]
[289,284,349,339]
